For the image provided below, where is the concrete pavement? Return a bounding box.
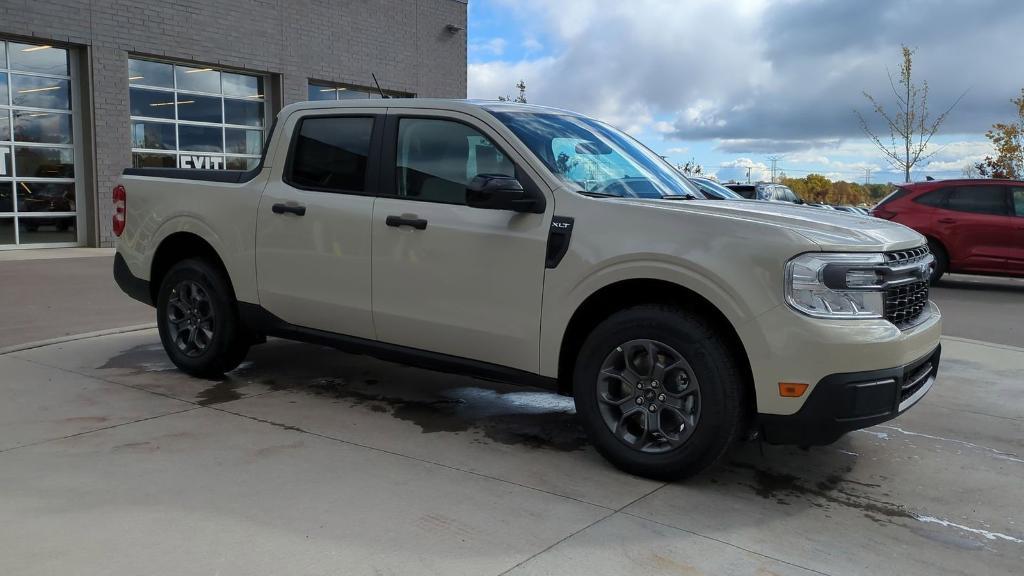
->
[1,328,1021,575]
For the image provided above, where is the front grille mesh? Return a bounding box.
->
[883,246,931,328]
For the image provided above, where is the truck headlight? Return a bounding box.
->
[785,253,886,319]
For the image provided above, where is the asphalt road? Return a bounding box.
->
[931,274,1024,347]
[0,252,153,349]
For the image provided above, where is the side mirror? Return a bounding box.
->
[466,174,543,213]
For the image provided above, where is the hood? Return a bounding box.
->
[623,198,926,252]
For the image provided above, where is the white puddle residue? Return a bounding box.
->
[916,516,1024,544]
[141,362,176,372]
[858,429,889,440]
[834,448,860,456]
[450,388,575,413]
[877,425,1022,463]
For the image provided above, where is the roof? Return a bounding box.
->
[902,178,1024,187]
[277,98,584,118]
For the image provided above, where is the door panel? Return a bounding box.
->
[932,185,1012,273]
[255,112,381,339]
[371,111,550,371]
[1008,186,1024,274]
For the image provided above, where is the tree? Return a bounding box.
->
[498,80,528,103]
[804,173,832,202]
[855,45,965,183]
[961,163,981,178]
[975,89,1024,179]
[678,158,704,176]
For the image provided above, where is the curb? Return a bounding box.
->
[0,323,157,356]
[941,335,1024,354]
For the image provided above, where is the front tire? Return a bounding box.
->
[156,258,249,378]
[573,305,743,480]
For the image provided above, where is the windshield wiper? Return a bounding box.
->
[577,190,623,198]
[659,193,700,200]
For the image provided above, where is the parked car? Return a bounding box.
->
[831,205,861,214]
[725,182,806,204]
[871,179,1024,282]
[688,177,744,200]
[113,99,941,480]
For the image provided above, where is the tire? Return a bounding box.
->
[156,258,249,378]
[927,239,947,285]
[573,305,743,480]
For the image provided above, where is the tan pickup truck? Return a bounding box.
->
[113,99,941,479]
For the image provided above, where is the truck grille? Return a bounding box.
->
[883,246,931,328]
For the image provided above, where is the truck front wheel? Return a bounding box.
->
[156,258,249,378]
[573,305,743,480]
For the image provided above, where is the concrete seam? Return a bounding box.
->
[0,406,200,455]
[618,510,833,576]
[0,323,157,356]
[206,398,617,512]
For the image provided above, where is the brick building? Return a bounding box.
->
[0,0,467,248]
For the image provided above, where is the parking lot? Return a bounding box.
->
[1,255,1021,575]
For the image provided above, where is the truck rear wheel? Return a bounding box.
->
[573,305,742,480]
[156,258,249,378]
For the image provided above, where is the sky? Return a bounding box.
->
[466,0,1024,184]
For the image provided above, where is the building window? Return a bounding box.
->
[129,58,266,171]
[0,40,77,247]
[307,80,411,101]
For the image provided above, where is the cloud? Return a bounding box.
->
[664,146,690,155]
[714,158,770,183]
[467,0,1024,150]
[469,37,507,57]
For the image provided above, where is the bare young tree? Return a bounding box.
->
[855,45,965,183]
[497,80,528,103]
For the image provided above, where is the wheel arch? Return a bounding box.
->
[555,278,756,418]
[149,231,237,305]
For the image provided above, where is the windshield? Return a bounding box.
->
[488,110,703,199]
[693,178,743,199]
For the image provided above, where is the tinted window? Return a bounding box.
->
[128,59,173,88]
[289,116,373,192]
[913,188,950,207]
[875,187,908,208]
[177,94,222,124]
[945,186,1008,215]
[396,118,514,205]
[1010,186,1024,217]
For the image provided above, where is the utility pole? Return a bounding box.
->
[767,156,781,183]
[864,167,872,186]
[746,167,752,184]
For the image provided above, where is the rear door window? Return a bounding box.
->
[944,185,1009,216]
[287,116,374,193]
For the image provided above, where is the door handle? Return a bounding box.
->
[272,203,306,216]
[937,218,957,224]
[385,215,428,230]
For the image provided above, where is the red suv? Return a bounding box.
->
[871,179,1024,283]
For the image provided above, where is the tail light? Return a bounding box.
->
[112,184,126,236]
[871,208,897,220]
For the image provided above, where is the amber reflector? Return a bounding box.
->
[778,382,809,397]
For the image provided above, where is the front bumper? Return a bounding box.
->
[759,344,940,445]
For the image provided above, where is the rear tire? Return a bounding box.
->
[572,305,743,480]
[156,258,249,378]
[927,239,947,285]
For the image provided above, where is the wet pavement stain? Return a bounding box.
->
[284,376,588,452]
[197,379,242,405]
[729,461,915,521]
[97,343,175,372]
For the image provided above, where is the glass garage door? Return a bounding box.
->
[0,40,78,247]
[128,59,266,171]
